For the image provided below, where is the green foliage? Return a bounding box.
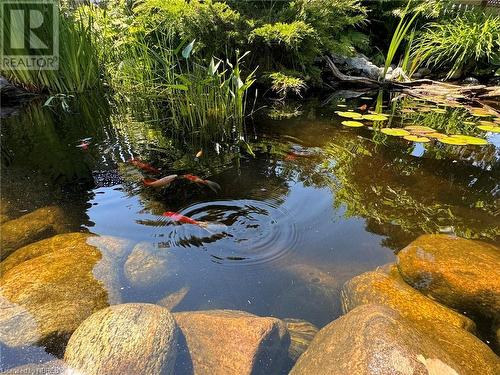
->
[250,22,314,48]
[268,72,307,99]
[413,12,500,78]
[1,8,100,93]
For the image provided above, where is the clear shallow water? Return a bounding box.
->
[1,91,499,369]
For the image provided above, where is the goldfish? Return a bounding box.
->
[359,104,368,111]
[163,211,202,225]
[285,153,297,161]
[163,211,227,233]
[77,141,90,150]
[181,174,221,193]
[129,158,160,174]
[195,150,203,158]
[143,174,178,188]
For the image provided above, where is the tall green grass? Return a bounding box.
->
[1,7,100,93]
[412,12,500,79]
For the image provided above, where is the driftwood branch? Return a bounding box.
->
[324,55,500,116]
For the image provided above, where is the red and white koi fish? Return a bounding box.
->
[76,141,90,150]
[143,174,178,188]
[162,211,227,233]
[162,211,207,227]
[181,174,221,193]
[128,158,160,174]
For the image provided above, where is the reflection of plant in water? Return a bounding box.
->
[268,102,303,120]
[322,135,499,247]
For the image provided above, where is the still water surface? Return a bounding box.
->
[1,91,498,369]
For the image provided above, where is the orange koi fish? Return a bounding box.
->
[359,104,368,111]
[182,174,221,193]
[163,211,205,226]
[129,158,160,174]
[143,174,178,188]
[195,150,203,158]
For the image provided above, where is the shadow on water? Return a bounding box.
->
[0,90,499,370]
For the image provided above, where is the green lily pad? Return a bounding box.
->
[403,135,431,143]
[362,114,389,121]
[450,135,488,145]
[438,137,467,146]
[477,125,500,132]
[380,128,410,136]
[341,120,364,127]
[335,111,362,119]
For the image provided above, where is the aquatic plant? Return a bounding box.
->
[412,12,500,78]
[268,72,307,99]
[1,7,100,93]
[382,2,420,79]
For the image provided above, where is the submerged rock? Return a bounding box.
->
[0,239,121,348]
[0,232,94,274]
[0,360,74,374]
[341,265,476,332]
[65,303,177,375]
[124,242,177,289]
[0,206,69,260]
[283,318,319,362]
[290,304,500,375]
[397,234,500,319]
[273,263,341,326]
[174,309,290,375]
[157,286,190,311]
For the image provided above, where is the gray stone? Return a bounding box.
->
[124,242,177,289]
[330,53,382,80]
[65,303,177,375]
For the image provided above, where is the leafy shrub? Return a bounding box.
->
[268,72,307,99]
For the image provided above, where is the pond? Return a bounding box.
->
[1,90,499,371]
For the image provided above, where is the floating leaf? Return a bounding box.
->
[341,120,364,127]
[470,109,491,117]
[477,125,500,132]
[335,111,362,119]
[449,135,488,145]
[404,135,431,143]
[438,137,467,145]
[426,132,448,139]
[478,120,496,126]
[404,125,435,133]
[380,128,410,136]
[362,114,388,121]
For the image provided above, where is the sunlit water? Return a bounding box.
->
[1,91,499,369]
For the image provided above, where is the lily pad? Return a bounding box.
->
[380,128,410,136]
[449,135,488,145]
[404,125,435,133]
[362,114,389,121]
[478,120,496,126]
[403,135,431,143]
[438,137,467,146]
[470,110,492,118]
[341,121,364,128]
[335,111,362,119]
[477,125,500,133]
[426,132,448,139]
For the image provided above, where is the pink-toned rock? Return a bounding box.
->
[174,309,290,375]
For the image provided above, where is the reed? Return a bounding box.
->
[1,7,100,93]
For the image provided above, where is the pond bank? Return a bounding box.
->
[1,223,499,373]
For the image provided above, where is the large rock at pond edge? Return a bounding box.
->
[0,360,75,374]
[0,206,69,260]
[0,241,120,347]
[283,318,318,362]
[174,310,290,375]
[290,304,500,375]
[64,304,177,375]
[341,265,476,332]
[397,234,500,319]
[0,232,94,274]
[124,242,177,289]
[330,53,381,80]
